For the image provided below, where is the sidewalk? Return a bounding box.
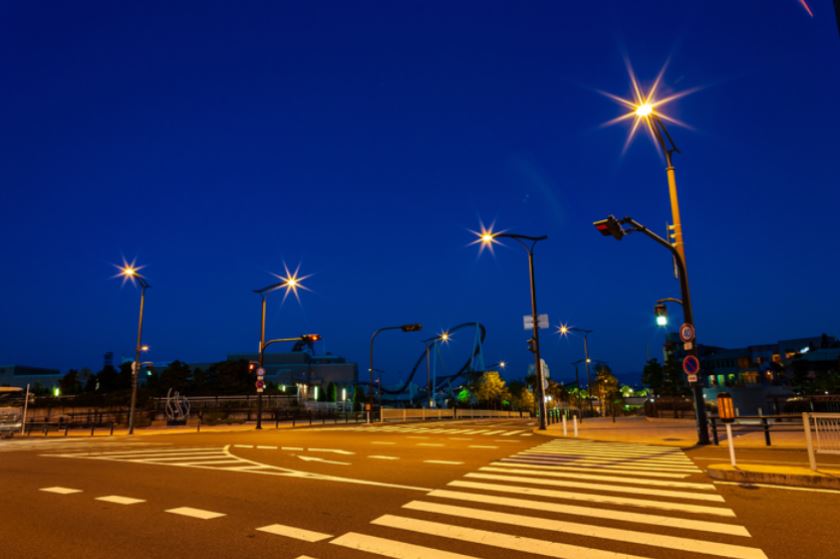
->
[706,463,840,490]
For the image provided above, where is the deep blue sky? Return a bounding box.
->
[2,1,838,387]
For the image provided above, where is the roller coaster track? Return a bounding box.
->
[362,322,486,396]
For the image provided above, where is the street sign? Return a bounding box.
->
[256,367,265,376]
[523,314,549,330]
[255,379,265,390]
[683,341,694,351]
[687,374,698,383]
[682,355,700,376]
[679,323,696,343]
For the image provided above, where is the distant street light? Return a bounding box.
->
[369,323,422,421]
[253,263,312,430]
[558,325,594,415]
[423,331,450,407]
[115,260,149,435]
[593,215,710,445]
[473,224,549,430]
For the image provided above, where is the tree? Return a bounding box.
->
[593,364,619,416]
[642,359,664,394]
[474,371,508,409]
[58,369,81,395]
[157,360,192,395]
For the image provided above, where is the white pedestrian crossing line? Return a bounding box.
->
[96,495,146,505]
[369,455,400,460]
[256,523,333,542]
[39,486,82,495]
[478,466,716,490]
[331,532,482,559]
[424,460,464,465]
[495,459,692,478]
[165,506,225,520]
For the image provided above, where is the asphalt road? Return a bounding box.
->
[1,418,837,559]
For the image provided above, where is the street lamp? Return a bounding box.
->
[593,215,710,445]
[423,330,450,408]
[472,224,550,430]
[115,260,149,435]
[558,324,594,415]
[369,323,422,421]
[253,263,311,430]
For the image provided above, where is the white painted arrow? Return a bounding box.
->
[307,448,355,455]
[297,455,351,466]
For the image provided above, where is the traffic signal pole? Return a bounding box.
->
[527,248,548,431]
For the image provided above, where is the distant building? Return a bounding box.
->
[227,352,357,389]
[0,365,62,390]
[664,333,839,415]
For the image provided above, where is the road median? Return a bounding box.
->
[707,463,840,489]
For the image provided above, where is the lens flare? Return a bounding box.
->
[113,258,146,286]
[468,219,504,256]
[271,262,312,304]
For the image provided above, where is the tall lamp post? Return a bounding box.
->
[423,331,450,407]
[558,325,594,415]
[369,323,422,422]
[116,262,149,436]
[474,227,549,430]
[594,214,710,445]
[253,264,310,430]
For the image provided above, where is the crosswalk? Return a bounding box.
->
[0,437,162,454]
[316,422,533,438]
[320,438,767,559]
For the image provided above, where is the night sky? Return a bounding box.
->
[2,1,838,387]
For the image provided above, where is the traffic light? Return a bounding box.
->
[400,323,423,332]
[301,333,321,342]
[593,215,625,240]
[654,303,668,327]
[527,337,538,353]
[248,361,258,373]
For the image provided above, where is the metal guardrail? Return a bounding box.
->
[709,414,803,447]
[804,412,840,470]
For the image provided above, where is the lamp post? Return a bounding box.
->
[369,323,422,422]
[474,227,549,430]
[558,325,594,415]
[423,331,450,408]
[253,264,310,430]
[594,214,710,445]
[115,262,149,435]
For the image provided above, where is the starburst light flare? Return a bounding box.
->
[599,57,698,155]
[113,258,146,286]
[468,220,504,256]
[271,262,312,304]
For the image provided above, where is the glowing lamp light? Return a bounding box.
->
[656,315,668,327]
[469,221,503,255]
[635,102,653,117]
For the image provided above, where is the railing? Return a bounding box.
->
[804,412,840,470]
[379,408,524,422]
[709,414,802,447]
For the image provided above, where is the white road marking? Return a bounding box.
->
[233,444,254,449]
[501,430,525,436]
[427,489,750,537]
[308,448,354,455]
[402,501,766,559]
[371,514,653,559]
[39,486,82,495]
[257,445,278,450]
[406,436,429,439]
[479,466,716,490]
[468,445,498,449]
[448,480,736,517]
[165,507,225,519]
[461,429,489,434]
[257,523,333,541]
[372,441,396,445]
[424,460,464,465]
[298,455,351,466]
[294,556,319,559]
[417,443,444,447]
[482,430,507,435]
[448,437,473,441]
[519,433,533,436]
[463,472,723,501]
[495,460,690,479]
[96,495,146,505]
[282,446,304,451]
[177,459,244,466]
[713,481,840,494]
[330,531,481,559]
[369,455,400,460]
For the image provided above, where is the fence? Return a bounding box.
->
[804,412,840,470]
[379,408,523,422]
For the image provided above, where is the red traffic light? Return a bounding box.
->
[400,323,423,332]
[248,361,258,372]
[593,216,625,240]
[301,333,321,342]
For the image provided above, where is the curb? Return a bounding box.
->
[707,464,840,490]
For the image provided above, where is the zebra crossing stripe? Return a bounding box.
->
[402,501,766,559]
[371,514,653,559]
[256,523,333,542]
[463,472,724,502]
[39,486,82,495]
[426,489,751,537]
[501,430,525,436]
[478,466,716,490]
[494,460,691,479]
[448,480,736,517]
[521,448,695,462]
[501,457,696,475]
[516,454,700,472]
[330,531,481,559]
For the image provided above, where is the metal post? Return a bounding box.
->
[803,412,817,471]
[256,296,266,430]
[762,416,771,447]
[583,335,593,416]
[711,417,719,445]
[562,414,567,436]
[128,284,146,435]
[20,383,30,435]
[573,415,579,437]
[527,249,548,431]
[725,423,736,467]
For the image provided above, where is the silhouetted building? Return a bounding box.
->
[0,365,62,390]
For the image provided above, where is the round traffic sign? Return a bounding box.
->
[256,367,265,376]
[679,323,696,343]
[682,355,700,376]
[255,379,265,390]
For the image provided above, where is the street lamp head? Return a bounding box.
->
[469,221,502,255]
[557,323,570,337]
[438,330,450,343]
[270,262,312,304]
[401,323,423,333]
[140,345,150,352]
[499,360,506,369]
[114,258,148,287]
[635,102,653,118]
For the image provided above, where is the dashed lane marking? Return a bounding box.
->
[256,523,333,542]
[39,486,82,495]
[95,495,146,505]
[369,455,400,460]
[468,445,498,449]
[165,506,226,520]
[424,460,464,465]
[417,443,444,447]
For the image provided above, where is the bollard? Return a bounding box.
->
[64,424,70,437]
[562,415,568,437]
[573,416,579,437]
[726,423,737,467]
[110,422,115,436]
[711,417,719,446]
[292,415,296,428]
[90,424,95,437]
[762,417,771,447]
